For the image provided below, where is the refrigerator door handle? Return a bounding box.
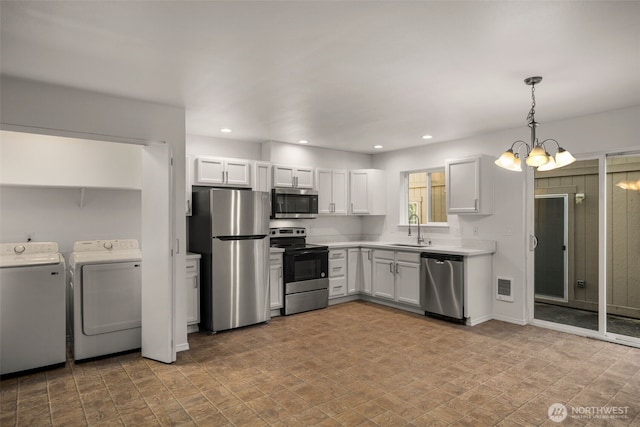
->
[216,235,267,241]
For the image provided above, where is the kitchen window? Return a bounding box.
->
[401,169,447,225]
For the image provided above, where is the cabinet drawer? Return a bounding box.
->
[186,259,199,272]
[374,249,395,261]
[329,258,346,277]
[329,249,346,260]
[270,254,282,265]
[396,251,420,263]
[329,277,347,297]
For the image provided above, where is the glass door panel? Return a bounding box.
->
[534,159,600,331]
[606,155,640,339]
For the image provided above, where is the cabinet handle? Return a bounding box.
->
[395,263,399,274]
[279,267,282,278]
[351,202,354,213]
[193,280,198,288]
[389,263,393,273]
[186,265,195,269]
[368,251,371,261]
[333,266,342,271]
[226,171,229,183]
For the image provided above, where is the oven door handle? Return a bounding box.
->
[289,249,329,256]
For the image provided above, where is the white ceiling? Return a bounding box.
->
[1,1,639,153]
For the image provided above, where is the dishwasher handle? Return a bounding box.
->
[420,252,464,263]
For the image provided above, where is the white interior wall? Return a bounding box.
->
[0,187,141,258]
[187,134,262,160]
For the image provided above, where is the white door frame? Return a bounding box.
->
[533,194,569,303]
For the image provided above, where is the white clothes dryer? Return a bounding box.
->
[69,239,142,361]
[0,242,66,375]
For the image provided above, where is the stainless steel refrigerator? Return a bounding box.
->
[189,189,270,332]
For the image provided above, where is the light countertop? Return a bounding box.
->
[319,241,495,256]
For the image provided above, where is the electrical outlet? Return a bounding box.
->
[577,280,586,288]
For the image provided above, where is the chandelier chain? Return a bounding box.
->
[527,84,536,123]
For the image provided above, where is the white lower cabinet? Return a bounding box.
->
[329,249,347,298]
[395,252,420,306]
[269,253,283,310]
[372,249,420,306]
[373,250,395,300]
[360,248,373,295]
[347,248,360,294]
[186,254,201,329]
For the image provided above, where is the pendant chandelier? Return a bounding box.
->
[495,76,575,172]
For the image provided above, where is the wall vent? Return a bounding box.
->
[496,277,514,302]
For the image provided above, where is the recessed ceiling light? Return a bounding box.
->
[422,135,433,140]
[298,140,308,144]
[374,145,383,149]
[220,128,232,133]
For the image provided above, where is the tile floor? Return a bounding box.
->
[1,301,639,426]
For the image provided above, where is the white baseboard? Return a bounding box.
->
[175,342,190,353]
[492,314,527,325]
[328,294,359,306]
[467,314,493,326]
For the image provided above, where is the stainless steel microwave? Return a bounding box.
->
[271,188,318,219]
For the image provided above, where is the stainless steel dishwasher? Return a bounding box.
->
[420,252,465,323]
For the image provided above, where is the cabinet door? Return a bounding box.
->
[186,265,199,325]
[332,169,348,215]
[225,160,251,187]
[316,168,334,214]
[186,155,193,216]
[350,170,369,214]
[269,262,283,310]
[373,258,395,300]
[347,248,359,294]
[253,162,271,192]
[273,165,295,188]
[447,158,479,213]
[395,261,420,306]
[196,157,225,185]
[295,167,314,189]
[360,249,373,294]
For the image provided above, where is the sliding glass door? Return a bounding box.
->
[531,153,640,345]
[605,154,640,340]
[533,160,600,332]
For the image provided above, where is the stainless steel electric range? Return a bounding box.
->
[269,227,329,315]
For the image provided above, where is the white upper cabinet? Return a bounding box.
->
[253,162,271,193]
[317,168,347,215]
[349,169,386,215]
[273,165,314,189]
[446,155,493,215]
[195,156,251,187]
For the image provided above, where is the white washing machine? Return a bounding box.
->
[0,242,66,375]
[69,239,142,361]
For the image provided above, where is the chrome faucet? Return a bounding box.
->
[408,214,425,245]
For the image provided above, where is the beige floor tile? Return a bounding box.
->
[2,301,639,427]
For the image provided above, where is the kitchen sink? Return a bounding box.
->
[391,243,430,248]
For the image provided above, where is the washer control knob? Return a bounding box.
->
[14,245,26,254]
[103,242,113,250]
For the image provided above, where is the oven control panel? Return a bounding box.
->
[270,227,306,238]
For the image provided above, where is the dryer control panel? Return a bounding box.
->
[0,242,60,256]
[72,240,139,252]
